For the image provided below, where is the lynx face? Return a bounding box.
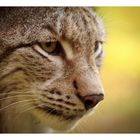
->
[0,8,105,131]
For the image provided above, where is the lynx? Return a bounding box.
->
[0,7,105,133]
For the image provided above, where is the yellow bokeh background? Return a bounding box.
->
[73,7,140,133]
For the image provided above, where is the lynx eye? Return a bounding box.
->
[94,41,103,58]
[33,41,64,58]
[40,41,62,55]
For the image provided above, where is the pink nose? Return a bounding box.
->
[82,94,104,110]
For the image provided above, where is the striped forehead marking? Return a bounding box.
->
[60,39,74,60]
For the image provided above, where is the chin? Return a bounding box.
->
[32,108,83,131]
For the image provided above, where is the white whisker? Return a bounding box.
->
[0,99,38,112]
[14,103,46,121]
[0,95,36,101]
[0,91,31,96]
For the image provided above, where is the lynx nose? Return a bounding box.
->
[82,94,104,110]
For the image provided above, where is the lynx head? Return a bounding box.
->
[0,7,105,131]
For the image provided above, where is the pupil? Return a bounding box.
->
[46,42,52,48]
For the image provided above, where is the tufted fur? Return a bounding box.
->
[0,7,105,133]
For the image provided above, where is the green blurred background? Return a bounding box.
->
[72,7,140,133]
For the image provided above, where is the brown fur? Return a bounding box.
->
[0,7,105,133]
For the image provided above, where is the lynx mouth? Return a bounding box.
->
[36,106,82,120]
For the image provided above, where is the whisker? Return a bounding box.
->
[47,107,57,116]
[0,95,36,101]
[20,103,45,115]
[0,91,32,96]
[14,103,46,121]
[0,99,38,112]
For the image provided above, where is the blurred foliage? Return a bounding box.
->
[72,7,140,133]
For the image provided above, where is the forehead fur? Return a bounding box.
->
[0,7,104,54]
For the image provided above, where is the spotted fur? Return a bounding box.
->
[0,7,105,133]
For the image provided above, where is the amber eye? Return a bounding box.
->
[40,41,63,55]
